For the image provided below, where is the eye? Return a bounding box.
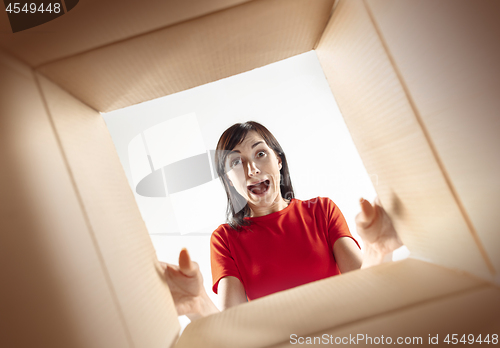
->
[230,158,242,167]
[256,150,267,158]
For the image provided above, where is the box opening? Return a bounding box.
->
[101,51,410,328]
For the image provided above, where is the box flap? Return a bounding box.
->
[36,0,335,112]
[0,0,253,67]
[364,0,500,279]
[315,0,495,281]
[267,286,500,347]
[175,259,486,348]
[37,74,181,348]
[0,51,132,348]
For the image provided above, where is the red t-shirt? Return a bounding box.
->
[210,197,360,300]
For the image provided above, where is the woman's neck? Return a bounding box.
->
[248,197,290,218]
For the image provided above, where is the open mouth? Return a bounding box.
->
[247,180,270,195]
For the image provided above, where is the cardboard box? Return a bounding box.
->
[1,0,499,347]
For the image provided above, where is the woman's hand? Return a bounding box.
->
[355,197,404,268]
[160,248,219,321]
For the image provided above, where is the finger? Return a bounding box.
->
[358,197,375,224]
[178,248,197,277]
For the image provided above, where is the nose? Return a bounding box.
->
[247,161,260,177]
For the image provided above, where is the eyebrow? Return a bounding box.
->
[228,141,264,155]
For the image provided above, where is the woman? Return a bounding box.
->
[162,121,403,321]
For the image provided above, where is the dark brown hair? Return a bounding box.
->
[215,121,295,230]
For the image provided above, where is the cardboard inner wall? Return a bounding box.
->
[175,259,496,348]
[0,0,254,67]
[36,75,181,348]
[35,0,335,112]
[363,0,500,277]
[0,51,180,348]
[316,0,499,282]
[0,52,131,348]
[267,286,500,348]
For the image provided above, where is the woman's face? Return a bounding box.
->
[225,131,283,210]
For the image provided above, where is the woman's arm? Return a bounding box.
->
[218,276,248,310]
[333,197,403,273]
[333,237,362,273]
